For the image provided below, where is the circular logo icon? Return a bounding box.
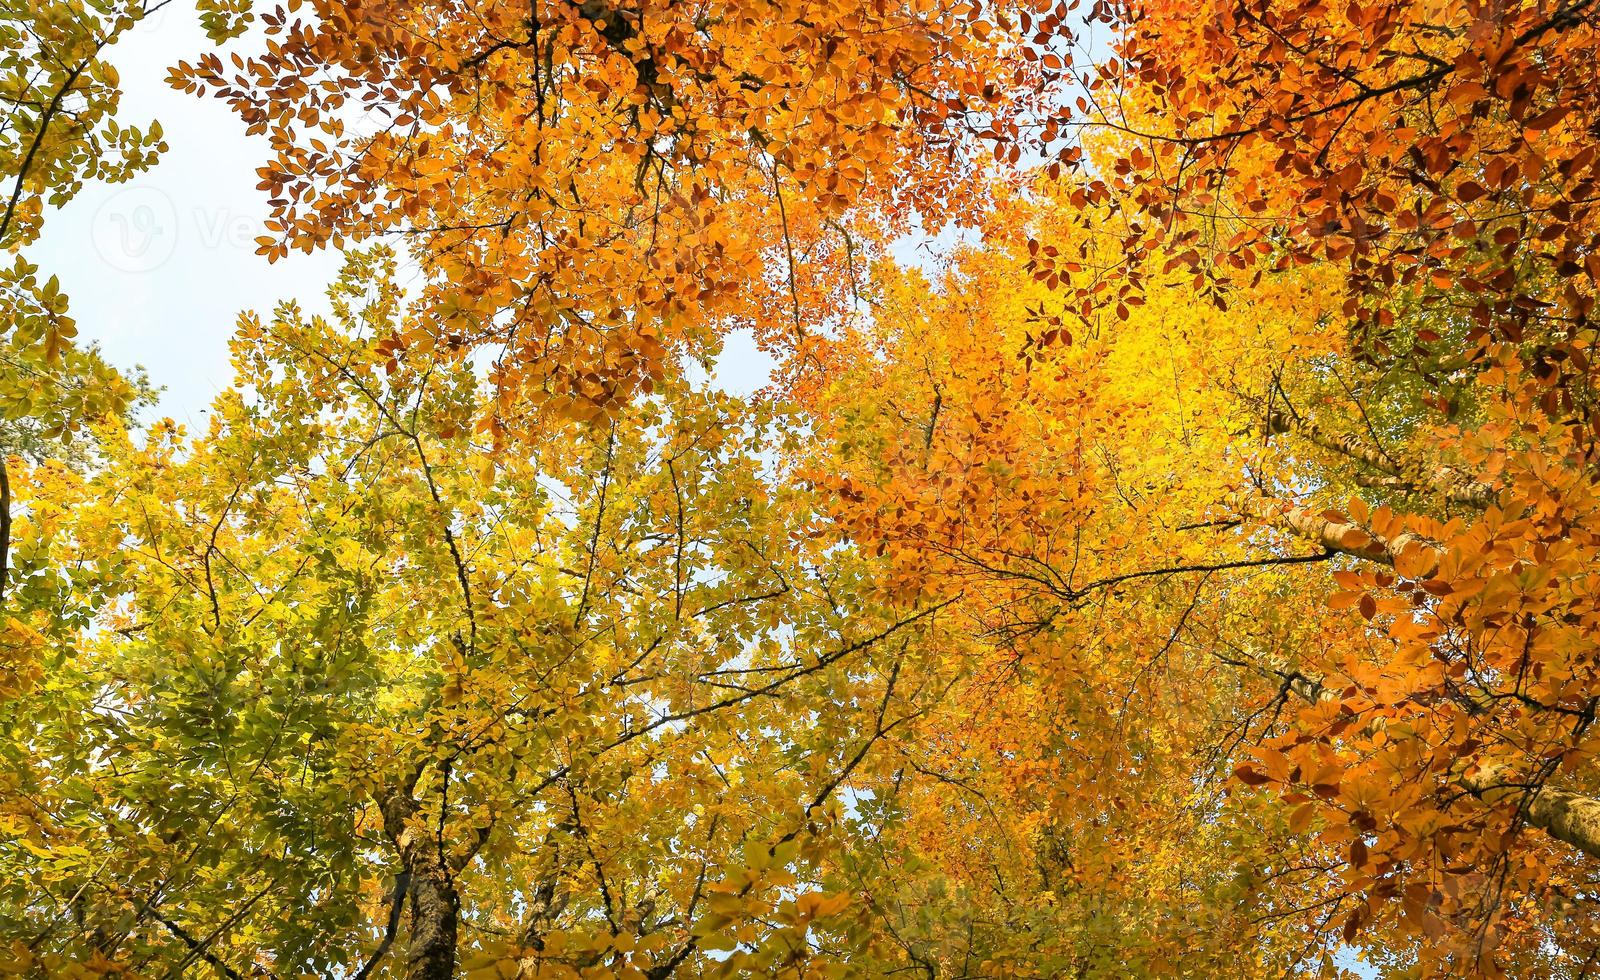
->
[92,186,178,273]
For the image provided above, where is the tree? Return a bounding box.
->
[796,178,1600,974]
[8,0,1600,977]
[167,0,1056,428]
[1036,0,1600,358]
[1,250,960,979]
[1014,2,1600,971]
[0,0,180,603]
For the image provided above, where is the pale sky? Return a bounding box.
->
[26,7,346,428]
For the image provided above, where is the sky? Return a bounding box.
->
[26,6,346,429]
[23,6,977,429]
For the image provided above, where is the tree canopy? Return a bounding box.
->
[5,1,1600,978]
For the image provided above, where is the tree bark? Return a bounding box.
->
[1265,411,1493,508]
[404,867,459,980]
[380,780,460,980]
[1267,671,1600,861]
[1,453,10,606]
[1462,766,1600,861]
[1232,495,1442,575]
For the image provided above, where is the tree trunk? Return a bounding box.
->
[1233,495,1441,574]
[404,866,459,980]
[380,780,460,980]
[1264,411,1493,507]
[1463,766,1600,861]
[1,453,11,606]
[1234,497,1600,860]
[1265,673,1600,860]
